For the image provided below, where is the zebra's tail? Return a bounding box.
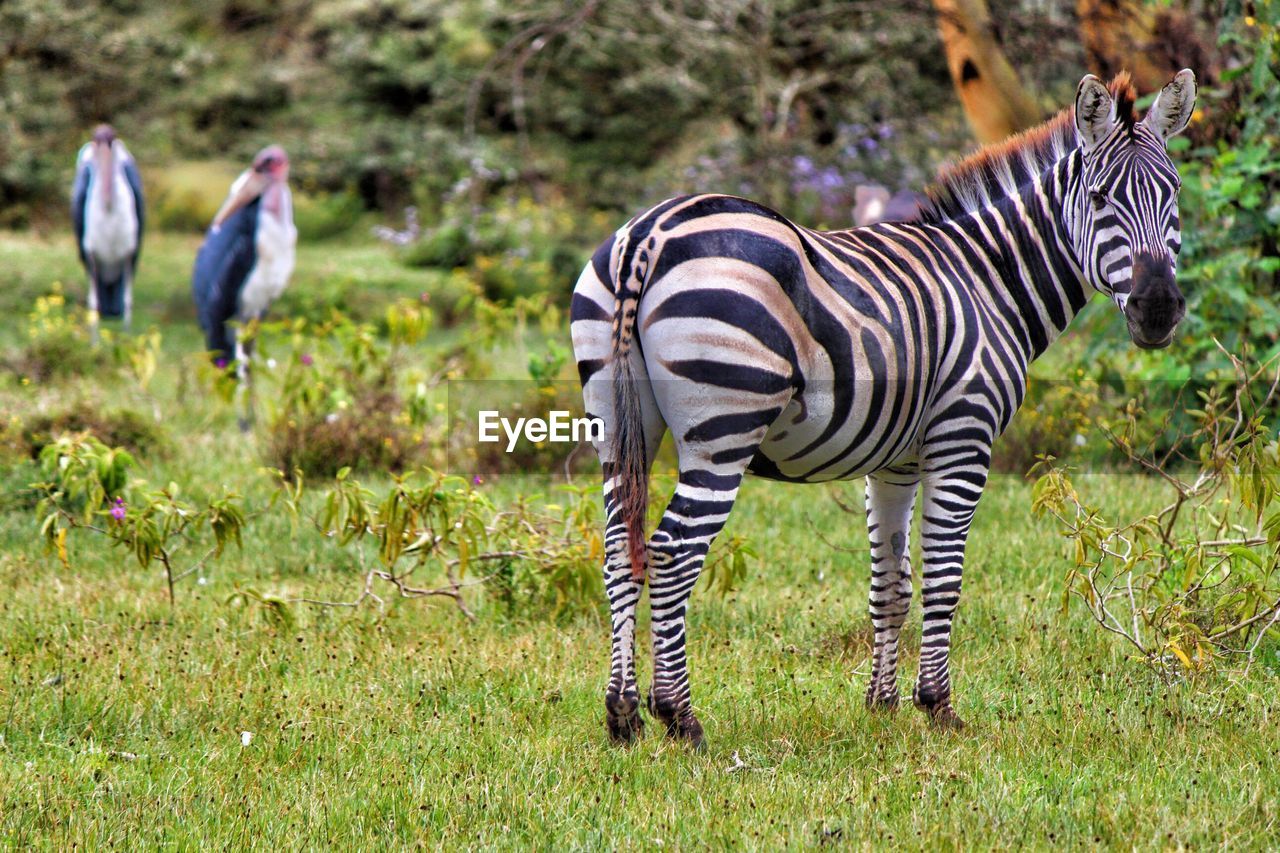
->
[609,237,649,583]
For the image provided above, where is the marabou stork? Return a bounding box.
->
[71,124,145,340]
[192,145,296,429]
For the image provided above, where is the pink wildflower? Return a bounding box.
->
[110,497,126,521]
[300,353,314,367]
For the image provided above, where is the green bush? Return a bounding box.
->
[5,288,98,382]
[401,196,593,303]
[264,384,423,481]
[253,307,433,479]
[293,191,365,241]
[147,161,242,233]
[1032,354,1280,677]
[993,376,1106,474]
[19,401,168,459]
[33,433,245,608]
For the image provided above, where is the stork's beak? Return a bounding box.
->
[94,142,115,211]
[211,170,270,230]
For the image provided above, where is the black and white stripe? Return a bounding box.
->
[572,70,1196,744]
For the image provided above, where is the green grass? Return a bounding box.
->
[2,231,1279,848]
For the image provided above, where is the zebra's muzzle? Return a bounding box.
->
[1122,253,1185,350]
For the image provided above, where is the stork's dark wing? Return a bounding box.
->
[123,156,145,271]
[70,148,91,269]
[192,199,259,358]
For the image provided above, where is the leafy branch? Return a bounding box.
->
[34,434,247,610]
[1032,348,1280,677]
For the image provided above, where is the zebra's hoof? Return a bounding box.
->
[912,685,966,730]
[667,713,704,750]
[926,705,966,730]
[605,691,644,744]
[648,692,704,749]
[913,696,965,730]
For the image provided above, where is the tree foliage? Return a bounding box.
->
[0,0,1093,224]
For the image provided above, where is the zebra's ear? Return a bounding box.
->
[1143,69,1197,142]
[1074,74,1115,153]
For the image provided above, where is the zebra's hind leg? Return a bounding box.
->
[646,464,751,749]
[601,483,646,743]
[589,355,667,745]
[911,466,988,730]
[864,468,919,711]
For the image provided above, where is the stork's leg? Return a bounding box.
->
[86,263,100,347]
[122,267,134,333]
[234,335,254,433]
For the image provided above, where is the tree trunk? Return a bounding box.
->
[1076,0,1218,146]
[1077,0,1181,92]
[933,0,1041,145]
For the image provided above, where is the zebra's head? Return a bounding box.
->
[1072,69,1197,350]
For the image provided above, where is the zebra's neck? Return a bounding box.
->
[946,151,1091,363]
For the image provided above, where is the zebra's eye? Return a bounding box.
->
[1089,190,1109,211]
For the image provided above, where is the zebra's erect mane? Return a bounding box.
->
[918,72,1137,224]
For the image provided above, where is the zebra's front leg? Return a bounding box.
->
[647,470,744,749]
[864,469,919,710]
[912,467,988,729]
[602,488,645,743]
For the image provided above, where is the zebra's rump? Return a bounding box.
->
[574,193,939,482]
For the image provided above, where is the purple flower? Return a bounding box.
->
[472,475,484,486]
[300,353,314,367]
[215,357,229,369]
[110,497,126,521]
[818,168,845,191]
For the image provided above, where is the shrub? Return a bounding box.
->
[6,288,98,382]
[33,433,245,608]
[253,307,433,479]
[401,196,592,303]
[19,401,168,459]
[293,190,365,241]
[1032,352,1280,677]
[264,384,421,480]
[272,466,750,620]
[1169,9,1280,375]
[148,161,242,233]
[993,376,1106,474]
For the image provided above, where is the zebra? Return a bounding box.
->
[570,70,1196,746]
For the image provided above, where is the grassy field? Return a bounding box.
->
[1,231,1278,848]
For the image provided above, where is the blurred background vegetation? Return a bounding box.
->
[0,1,1261,225]
[0,0,1276,458]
